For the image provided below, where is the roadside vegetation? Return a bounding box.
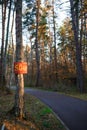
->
[0,90,66,130]
[27,82,87,101]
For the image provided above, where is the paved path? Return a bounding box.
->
[25,88,87,130]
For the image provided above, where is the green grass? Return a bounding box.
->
[39,107,52,116]
[25,94,66,130]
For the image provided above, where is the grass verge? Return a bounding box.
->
[0,90,66,130]
[27,85,87,101]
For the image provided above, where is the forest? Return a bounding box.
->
[0,0,87,119]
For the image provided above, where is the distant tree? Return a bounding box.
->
[23,0,50,86]
[0,0,13,90]
[35,0,41,86]
[69,0,84,92]
[58,18,76,80]
[4,0,12,81]
[1,0,7,88]
[52,0,58,82]
[79,0,87,81]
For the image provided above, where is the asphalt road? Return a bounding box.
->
[25,88,87,130]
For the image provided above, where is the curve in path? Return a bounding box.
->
[25,88,87,130]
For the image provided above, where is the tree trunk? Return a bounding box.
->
[15,0,25,118]
[52,0,58,82]
[4,0,12,80]
[35,0,40,87]
[1,0,7,88]
[69,0,84,93]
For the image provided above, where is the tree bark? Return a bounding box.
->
[69,0,84,93]
[1,0,7,88]
[52,0,58,82]
[35,0,40,87]
[4,0,12,79]
[15,0,25,118]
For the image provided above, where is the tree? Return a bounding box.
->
[58,18,76,81]
[0,0,13,90]
[15,0,25,118]
[1,0,7,88]
[79,0,87,84]
[69,0,84,92]
[23,0,50,86]
[35,0,41,86]
[4,0,12,81]
[52,0,58,82]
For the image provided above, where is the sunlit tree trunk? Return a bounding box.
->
[15,0,25,119]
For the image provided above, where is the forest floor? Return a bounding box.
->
[0,90,66,130]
